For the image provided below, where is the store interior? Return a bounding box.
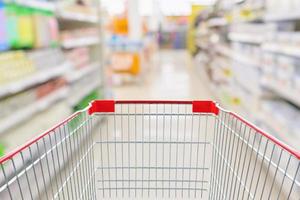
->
[0,0,300,199]
[0,0,299,156]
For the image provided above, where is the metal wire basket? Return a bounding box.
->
[0,100,299,199]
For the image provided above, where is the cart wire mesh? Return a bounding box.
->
[0,100,299,200]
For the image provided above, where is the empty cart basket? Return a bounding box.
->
[0,100,299,199]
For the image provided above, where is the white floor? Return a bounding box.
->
[113,50,213,100]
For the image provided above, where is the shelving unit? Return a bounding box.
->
[0,0,104,153]
[194,0,300,151]
[58,11,98,23]
[62,37,100,49]
[67,62,99,83]
[228,32,263,44]
[0,61,71,98]
[69,80,101,106]
[13,0,56,11]
[0,87,69,134]
[262,79,300,107]
[264,12,300,22]
[262,43,300,58]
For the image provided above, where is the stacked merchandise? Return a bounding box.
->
[0,77,66,114]
[28,48,66,70]
[0,51,35,85]
[62,27,101,107]
[0,48,68,123]
[57,0,98,22]
[261,100,300,148]
[0,48,67,88]
[262,32,300,100]
[61,4,96,16]
[66,46,101,107]
[61,28,99,41]
[194,0,300,150]
[35,77,66,99]
[108,36,143,85]
[57,0,102,114]
[265,0,300,19]
[61,27,99,48]
[0,0,103,157]
[0,1,59,51]
[106,13,157,86]
[65,47,91,69]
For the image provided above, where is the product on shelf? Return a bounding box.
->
[0,48,67,88]
[5,4,21,48]
[61,27,98,42]
[0,88,35,119]
[33,10,59,48]
[110,52,140,75]
[27,48,66,70]
[18,7,35,48]
[61,3,97,16]
[0,77,66,120]
[0,2,9,51]
[65,47,90,68]
[229,23,275,44]
[0,50,36,86]
[0,3,59,50]
[266,0,300,16]
[36,77,66,99]
[262,100,300,140]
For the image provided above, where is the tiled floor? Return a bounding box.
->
[113,50,213,100]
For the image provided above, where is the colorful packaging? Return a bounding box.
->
[5,4,20,48]
[48,13,59,47]
[18,7,34,48]
[0,1,9,51]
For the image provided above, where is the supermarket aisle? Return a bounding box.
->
[113,50,213,100]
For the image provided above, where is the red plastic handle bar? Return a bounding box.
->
[88,100,219,115]
[88,100,299,159]
[0,100,299,165]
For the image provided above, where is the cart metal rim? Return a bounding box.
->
[0,100,299,165]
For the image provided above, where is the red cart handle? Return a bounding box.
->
[88,100,219,115]
[1,100,299,165]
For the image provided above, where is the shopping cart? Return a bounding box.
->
[0,100,299,199]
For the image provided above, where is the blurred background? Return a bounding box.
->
[0,0,299,157]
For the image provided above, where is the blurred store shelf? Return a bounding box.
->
[262,43,300,58]
[232,52,261,68]
[228,32,263,44]
[0,87,69,134]
[192,0,300,151]
[207,18,228,27]
[264,12,300,22]
[13,0,56,12]
[58,11,98,23]
[69,81,101,106]
[0,61,71,98]
[62,37,100,49]
[215,44,232,58]
[262,79,300,108]
[260,101,300,150]
[67,62,99,83]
